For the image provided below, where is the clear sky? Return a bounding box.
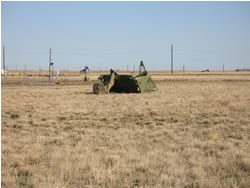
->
[1,1,250,71]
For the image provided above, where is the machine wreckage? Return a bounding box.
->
[93,61,158,94]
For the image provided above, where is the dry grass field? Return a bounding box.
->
[1,71,250,188]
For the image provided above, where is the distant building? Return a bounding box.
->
[1,69,7,75]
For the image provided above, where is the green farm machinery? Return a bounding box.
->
[93,61,158,94]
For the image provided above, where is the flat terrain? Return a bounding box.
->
[1,71,250,188]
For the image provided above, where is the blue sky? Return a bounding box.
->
[1,1,250,71]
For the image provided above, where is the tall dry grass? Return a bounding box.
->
[1,73,250,187]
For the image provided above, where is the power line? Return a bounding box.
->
[171,44,173,74]
[49,48,51,83]
[3,45,5,70]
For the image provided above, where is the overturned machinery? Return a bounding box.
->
[93,61,158,94]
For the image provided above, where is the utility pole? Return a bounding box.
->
[49,48,51,83]
[24,64,27,75]
[171,44,173,74]
[133,64,135,73]
[2,45,5,70]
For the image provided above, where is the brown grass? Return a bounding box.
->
[1,72,250,187]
